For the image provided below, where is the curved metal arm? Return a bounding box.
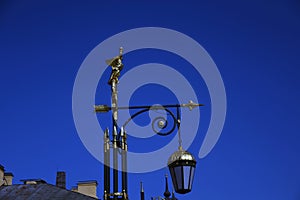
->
[121,107,178,136]
[94,100,204,138]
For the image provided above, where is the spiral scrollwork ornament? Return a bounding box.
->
[122,107,178,137]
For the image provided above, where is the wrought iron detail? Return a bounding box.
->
[95,102,204,138]
[121,107,178,136]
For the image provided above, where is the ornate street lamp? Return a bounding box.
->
[167,106,197,194]
[95,48,202,199]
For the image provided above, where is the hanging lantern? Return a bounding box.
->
[168,149,196,194]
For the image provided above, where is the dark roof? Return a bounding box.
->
[0,165,4,171]
[0,183,97,200]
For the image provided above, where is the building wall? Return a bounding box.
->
[4,175,13,185]
[77,182,97,199]
[0,167,4,186]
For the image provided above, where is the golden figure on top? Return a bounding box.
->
[106,47,123,85]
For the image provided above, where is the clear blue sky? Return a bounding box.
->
[1,0,300,199]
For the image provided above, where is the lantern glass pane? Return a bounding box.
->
[183,166,191,189]
[174,166,183,190]
[170,167,177,190]
[189,166,195,189]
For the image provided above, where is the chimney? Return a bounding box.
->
[77,180,98,199]
[4,172,14,185]
[0,165,4,186]
[56,171,66,189]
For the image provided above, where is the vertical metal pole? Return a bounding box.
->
[124,132,128,196]
[121,127,128,199]
[112,80,118,200]
[107,47,123,199]
[104,128,110,199]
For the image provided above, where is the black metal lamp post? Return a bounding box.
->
[95,48,202,200]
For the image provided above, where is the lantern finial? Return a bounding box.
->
[164,174,171,198]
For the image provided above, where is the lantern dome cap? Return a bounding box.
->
[168,149,196,166]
